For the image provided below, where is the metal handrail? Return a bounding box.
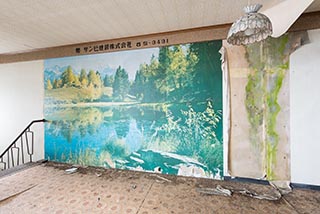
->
[0,119,47,170]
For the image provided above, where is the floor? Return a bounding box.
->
[0,162,319,214]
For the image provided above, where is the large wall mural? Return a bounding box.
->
[44,41,223,179]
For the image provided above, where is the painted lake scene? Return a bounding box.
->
[44,40,223,179]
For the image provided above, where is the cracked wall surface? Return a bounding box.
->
[224,33,299,181]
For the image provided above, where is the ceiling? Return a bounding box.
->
[0,0,319,55]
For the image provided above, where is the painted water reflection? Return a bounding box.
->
[45,103,223,178]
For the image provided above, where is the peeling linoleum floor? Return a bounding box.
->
[0,162,319,214]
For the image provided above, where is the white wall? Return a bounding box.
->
[0,60,44,163]
[290,29,320,186]
[0,31,319,185]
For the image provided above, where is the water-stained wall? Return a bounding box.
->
[224,33,309,181]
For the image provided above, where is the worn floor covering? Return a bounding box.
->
[0,162,319,214]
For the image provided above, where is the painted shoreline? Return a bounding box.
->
[44,100,211,108]
[45,101,140,108]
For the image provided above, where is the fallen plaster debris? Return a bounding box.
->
[65,167,78,174]
[71,164,87,169]
[95,173,102,177]
[196,185,232,197]
[197,185,282,200]
[269,181,292,195]
[235,188,281,200]
[149,174,172,183]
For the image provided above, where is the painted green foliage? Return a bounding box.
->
[245,35,289,180]
[44,40,224,179]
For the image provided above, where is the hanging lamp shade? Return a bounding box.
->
[227,4,273,45]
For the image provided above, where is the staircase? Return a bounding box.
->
[0,119,47,171]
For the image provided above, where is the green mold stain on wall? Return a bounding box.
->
[245,35,289,180]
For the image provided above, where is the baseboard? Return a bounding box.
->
[223,176,269,185]
[224,176,320,191]
[290,182,320,191]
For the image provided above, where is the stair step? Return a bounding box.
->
[0,160,47,178]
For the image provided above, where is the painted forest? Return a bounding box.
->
[45,40,224,178]
[45,41,222,107]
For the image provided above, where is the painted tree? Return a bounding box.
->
[112,66,130,101]
[103,74,114,87]
[46,79,53,90]
[155,45,196,101]
[131,55,161,102]
[53,79,58,89]
[79,69,88,87]
[130,69,145,100]
[88,70,102,88]
[166,45,190,100]
[53,79,62,89]
[73,75,81,88]
[143,56,160,102]
[155,46,173,99]
[189,41,222,105]
[96,71,103,87]
[61,66,77,87]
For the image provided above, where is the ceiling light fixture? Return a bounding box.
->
[227,4,273,45]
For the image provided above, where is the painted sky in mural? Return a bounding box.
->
[44,41,223,179]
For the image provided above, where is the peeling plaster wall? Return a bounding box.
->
[222,43,264,178]
[224,35,292,181]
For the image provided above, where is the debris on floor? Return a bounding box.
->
[65,167,78,174]
[270,180,292,195]
[95,172,102,177]
[196,185,232,197]
[197,185,281,200]
[233,187,281,200]
[0,162,319,214]
[149,174,172,183]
